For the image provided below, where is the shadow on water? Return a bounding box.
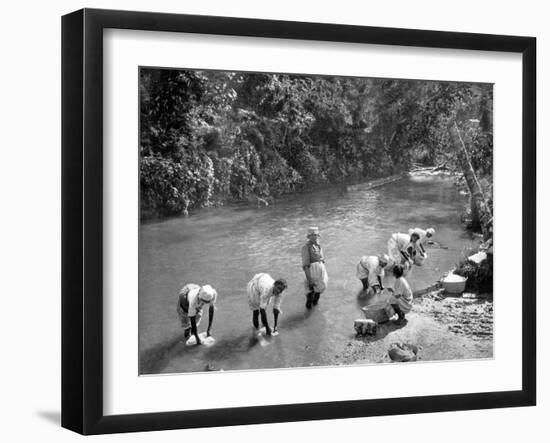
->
[141,308,318,374]
[140,335,186,374]
[141,329,268,374]
[355,287,391,310]
[278,308,315,331]
[202,330,266,362]
[202,309,317,364]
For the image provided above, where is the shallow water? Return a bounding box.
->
[139,175,477,374]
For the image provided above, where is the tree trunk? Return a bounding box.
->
[448,122,491,235]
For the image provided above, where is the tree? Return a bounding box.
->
[139,68,493,222]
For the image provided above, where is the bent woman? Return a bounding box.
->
[177,284,217,345]
[356,254,390,292]
[387,232,421,276]
[247,273,288,335]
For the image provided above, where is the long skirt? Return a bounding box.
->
[304,262,328,294]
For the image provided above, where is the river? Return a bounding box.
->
[139,174,477,374]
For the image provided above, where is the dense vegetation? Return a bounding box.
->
[455,254,493,295]
[140,69,493,223]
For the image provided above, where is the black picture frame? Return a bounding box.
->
[61,8,536,435]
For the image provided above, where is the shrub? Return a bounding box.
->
[259,150,303,196]
[140,151,215,218]
[454,253,493,294]
[229,141,261,200]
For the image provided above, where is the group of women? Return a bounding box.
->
[356,227,435,324]
[176,226,434,344]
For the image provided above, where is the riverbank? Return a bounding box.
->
[330,290,493,365]
[330,232,493,366]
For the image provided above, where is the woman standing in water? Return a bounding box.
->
[302,227,329,309]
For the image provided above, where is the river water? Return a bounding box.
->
[139,174,477,374]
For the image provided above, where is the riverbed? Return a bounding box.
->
[139,174,481,374]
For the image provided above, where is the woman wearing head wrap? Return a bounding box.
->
[247,273,288,335]
[302,227,329,309]
[356,254,390,292]
[407,227,435,255]
[176,284,217,345]
[387,232,421,276]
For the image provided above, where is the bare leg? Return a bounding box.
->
[260,308,272,335]
[252,310,259,329]
[305,292,314,309]
[273,309,280,333]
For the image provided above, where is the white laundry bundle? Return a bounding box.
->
[185,332,216,347]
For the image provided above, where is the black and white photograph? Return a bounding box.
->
[2,0,545,440]
[138,68,494,375]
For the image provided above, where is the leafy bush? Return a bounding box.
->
[140,151,214,218]
[229,141,261,200]
[258,150,303,196]
[454,253,493,294]
[139,69,493,219]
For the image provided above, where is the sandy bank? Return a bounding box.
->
[330,291,493,365]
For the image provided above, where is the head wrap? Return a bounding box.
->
[307,226,320,237]
[379,254,390,266]
[198,285,217,302]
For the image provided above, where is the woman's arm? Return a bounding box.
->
[259,308,271,335]
[206,305,215,337]
[190,316,201,345]
[302,245,314,287]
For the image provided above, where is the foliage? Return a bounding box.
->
[454,254,493,294]
[139,68,493,219]
[140,150,215,218]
